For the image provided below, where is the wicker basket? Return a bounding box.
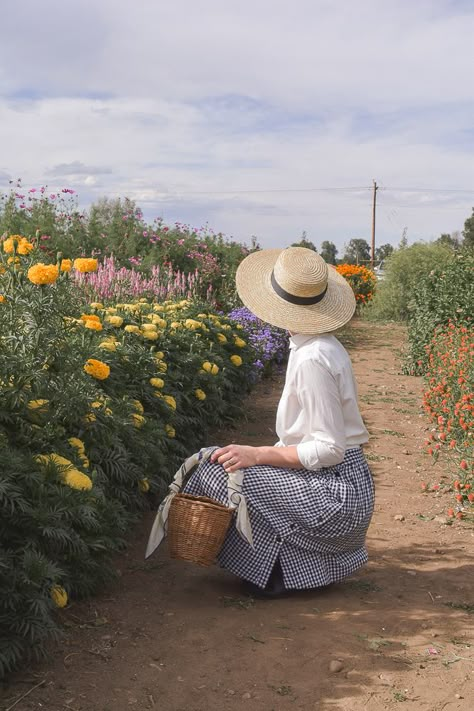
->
[167,493,233,567]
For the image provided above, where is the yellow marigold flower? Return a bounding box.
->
[27,263,59,285]
[217,333,227,344]
[141,323,157,332]
[91,400,103,409]
[179,299,189,307]
[106,315,123,327]
[90,302,104,309]
[73,258,98,273]
[233,337,246,348]
[202,361,219,375]
[50,585,68,609]
[131,413,146,428]
[138,478,150,493]
[80,455,90,469]
[194,388,206,401]
[17,239,34,255]
[221,324,231,331]
[236,324,244,330]
[184,318,201,330]
[7,256,21,265]
[163,395,176,410]
[124,324,141,334]
[68,437,85,453]
[2,236,16,253]
[230,355,243,367]
[156,360,167,372]
[60,259,72,272]
[83,412,96,424]
[105,306,117,314]
[150,377,164,389]
[64,469,93,491]
[99,340,116,351]
[0,295,5,303]
[154,351,165,360]
[84,319,103,331]
[165,424,176,438]
[81,313,100,323]
[149,315,166,327]
[170,321,181,329]
[197,313,207,318]
[143,330,158,341]
[132,399,144,414]
[27,398,49,411]
[84,358,110,380]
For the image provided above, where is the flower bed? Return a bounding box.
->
[0,238,282,678]
[228,306,288,378]
[335,264,376,305]
[422,321,474,519]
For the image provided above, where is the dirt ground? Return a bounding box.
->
[2,321,474,711]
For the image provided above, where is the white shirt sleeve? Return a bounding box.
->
[294,358,346,470]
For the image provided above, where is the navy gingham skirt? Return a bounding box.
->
[183,447,375,589]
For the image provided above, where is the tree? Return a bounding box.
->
[399,228,408,249]
[320,240,338,265]
[291,231,317,251]
[342,238,371,265]
[435,233,461,249]
[375,244,394,263]
[462,208,474,249]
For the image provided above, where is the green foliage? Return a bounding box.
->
[403,254,474,374]
[364,242,455,322]
[375,243,394,262]
[0,247,265,678]
[320,240,338,265]
[290,232,318,251]
[462,207,474,249]
[342,238,371,265]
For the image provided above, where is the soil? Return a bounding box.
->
[2,321,474,711]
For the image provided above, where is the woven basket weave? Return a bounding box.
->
[167,493,233,567]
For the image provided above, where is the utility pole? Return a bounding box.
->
[371,180,378,270]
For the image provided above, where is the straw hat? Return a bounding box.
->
[236,247,356,334]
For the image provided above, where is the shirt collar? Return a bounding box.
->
[289,334,317,350]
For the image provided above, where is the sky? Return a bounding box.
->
[1,0,474,252]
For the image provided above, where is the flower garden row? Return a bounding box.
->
[401,255,474,519]
[422,321,473,519]
[0,239,287,678]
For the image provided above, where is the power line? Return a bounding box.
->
[161,184,474,197]
[381,187,474,194]
[167,186,371,196]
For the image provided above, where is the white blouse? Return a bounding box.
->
[275,333,369,470]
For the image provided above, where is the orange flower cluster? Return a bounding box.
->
[336,264,376,303]
[423,321,473,518]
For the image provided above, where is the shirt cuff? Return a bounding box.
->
[296,440,345,470]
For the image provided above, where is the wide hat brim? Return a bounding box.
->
[236,249,356,334]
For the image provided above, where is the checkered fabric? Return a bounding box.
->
[183,447,375,589]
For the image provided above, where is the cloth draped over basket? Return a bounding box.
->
[145,447,253,559]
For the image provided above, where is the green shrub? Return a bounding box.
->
[364,242,455,322]
[403,254,474,374]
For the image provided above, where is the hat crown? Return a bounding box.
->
[273,247,328,298]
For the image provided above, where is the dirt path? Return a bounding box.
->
[2,321,474,711]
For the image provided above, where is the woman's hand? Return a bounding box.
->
[211,444,259,473]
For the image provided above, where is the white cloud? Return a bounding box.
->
[1,0,473,250]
